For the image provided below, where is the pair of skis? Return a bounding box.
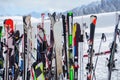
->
[3,18,22,80]
[86,15,97,80]
[107,14,120,80]
[85,14,120,80]
[23,15,31,80]
[46,12,57,80]
[62,15,68,79]
[32,12,57,80]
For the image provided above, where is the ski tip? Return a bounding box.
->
[41,13,45,16]
[62,15,65,19]
[90,15,97,19]
[90,15,97,25]
[67,12,73,16]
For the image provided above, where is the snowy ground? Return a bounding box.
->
[83,32,120,80]
[53,11,120,80]
[0,11,120,80]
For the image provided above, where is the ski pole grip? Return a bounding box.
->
[101,33,106,42]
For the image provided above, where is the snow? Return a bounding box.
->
[55,11,120,80]
[0,11,120,80]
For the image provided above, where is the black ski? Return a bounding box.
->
[86,15,97,80]
[107,14,120,80]
[62,15,68,79]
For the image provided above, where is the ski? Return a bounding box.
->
[0,26,4,80]
[47,12,57,80]
[78,23,84,80]
[86,15,97,80]
[27,15,33,80]
[23,15,31,80]
[73,23,80,80]
[107,14,120,80]
[11,30,23,80]
[67,12,74,80]
[62,14,68,80]
[41,13,45,29]
[4,19,9,80]
[4,19,15,80]
[35,21,46,80]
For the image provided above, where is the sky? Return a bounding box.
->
[0,0,100,16]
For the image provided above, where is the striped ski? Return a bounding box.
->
[73,23,80,80]
[67,12,74,80]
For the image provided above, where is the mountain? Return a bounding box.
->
[64,0,120,16]
[29,11,53,18]
[30,12,41,18]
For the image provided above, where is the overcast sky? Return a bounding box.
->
[0,0,100,15]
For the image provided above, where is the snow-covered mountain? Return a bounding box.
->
[65,0,120,16]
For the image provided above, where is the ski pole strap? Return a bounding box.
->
[101,33,106,42]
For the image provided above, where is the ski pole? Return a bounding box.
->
[92,33,106,80]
